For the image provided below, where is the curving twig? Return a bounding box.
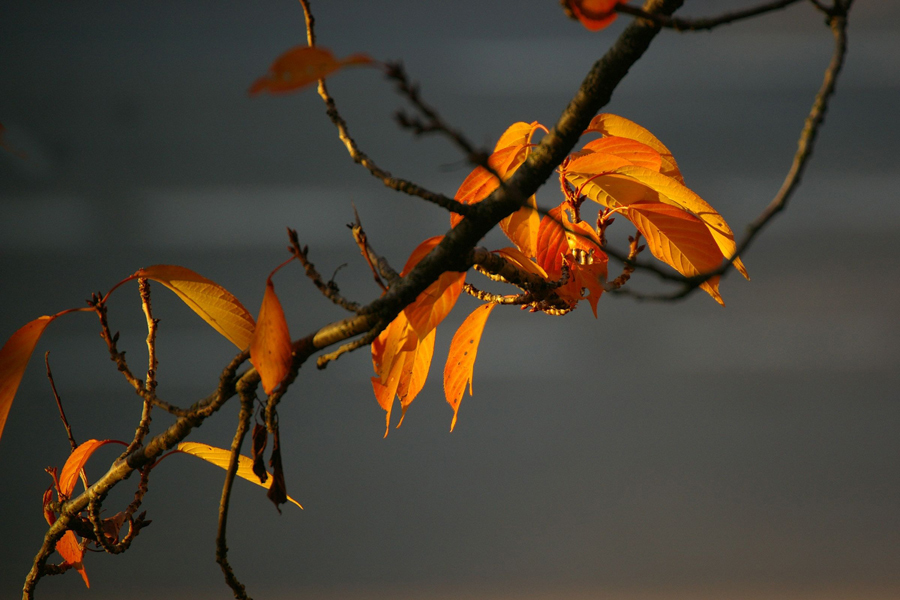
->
[616,0,803,31]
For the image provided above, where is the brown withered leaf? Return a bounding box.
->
[251,423,268,484]
[267,426,288,512]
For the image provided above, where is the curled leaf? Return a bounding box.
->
[137,265,256,350]
[56,530,89,588]
[251,423,268,484]
[444,303,496,431]
[58,439,122,498]
[176,442,302,509]
[249,46,373,96]
[249,277,293,395]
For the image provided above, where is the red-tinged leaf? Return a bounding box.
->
[249,46,373,96]
[584,113,683,182]
[625,202,730,305]
[42,485,55,526]
[565,0,626,31]
[56,530,88,588]
[493,247,548,279]
[444,303,496,431]
[0,316,54,443]
[58,439,122,498]
[564,150,633,181]
[400,237,465,339]
[396,326,436,427]
[176,442,302,509]
[137,265,256,350]
[580,136,663,172]
[249,277,293,395]
[535,207,571,280]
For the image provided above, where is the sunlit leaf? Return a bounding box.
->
[579,136,663,172]
[396,326,435,427]
[0,316,54,444]
[249,46,373,96]
[493,247,548,279]
[137,265,256,350]
[625,201,729,305]
[400,237,465,339]
[535,206,572,280]
[176,442,302,509]
[56,530,88,588]
[249,277,293,395]
[58,439,121,499]
[444,303,496,431]
[564,0,626,31]
[584,113,683,182]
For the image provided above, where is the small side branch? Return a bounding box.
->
[316,322,385,370]
[45,352,77,452]
[288,228,361,312]
[124,278,158,455]
[616,0,803,31]
[605,232,645,291]
[350,209,400,290]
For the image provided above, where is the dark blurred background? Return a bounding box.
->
[1,1,898,599]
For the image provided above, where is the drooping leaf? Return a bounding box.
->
[400,236,466,339]
[137,265,256,350]
[266,426,288,511]
[371,312,419,435]
[501,194,541,259]
[570,168,748,279]
[249,277,293,395]
[493,121,544,152]
[249,46,373,96]
[535,207,572,280]
[584,113,683,182]
[564,0,626,31]
[0,316,54,444]
[625,201,729,305]
[176,442,302,509]
[396,326,436,426]
[56,530,88,588]
[444,303,496,431]
[251,423,268,484]
[58,439,122,499]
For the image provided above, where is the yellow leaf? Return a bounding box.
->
[137,265,256,350]
[176,442,302,509]
[0,316,54,443]
[249,278,293,395]
[585,113,683,182]
[396,326,435,427]
[443,303,496,431]
[493,247,548,279]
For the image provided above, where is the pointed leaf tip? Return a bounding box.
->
[0,316,55,444]
[444,303,496,431]
[250,277,293,395]
[176,442,302,509]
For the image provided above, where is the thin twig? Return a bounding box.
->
[350,208,400,288]
[215,389,254,600]
[604,232,645,291]
[44,352,77,452]
[616,0,803,31]
[288,228,361,312]
[623,2,851,302]
[124,278,157,455]
[316,322,385,369]
[296,0,471,216]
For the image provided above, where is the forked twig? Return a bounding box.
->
[616,0,803,31]
[288,228,361,312]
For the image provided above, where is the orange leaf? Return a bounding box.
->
[137,265,256,350]
[493,247,548,279]
[0,316,54,443]
[58,439,121,498]
[584,113,683,182]
[565,0,627,31]
[56,530,89,588]
[570,168,748,280]
[400,237,465,339]
[249,277,292,395]
[535,206,572,280]
[625,202,729,305]
[249,46,373,96]
[396,326,435,427]
[176,442,302,508]
[444,303,496,431]
[580,136,663,172]
[371,313,414,435]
